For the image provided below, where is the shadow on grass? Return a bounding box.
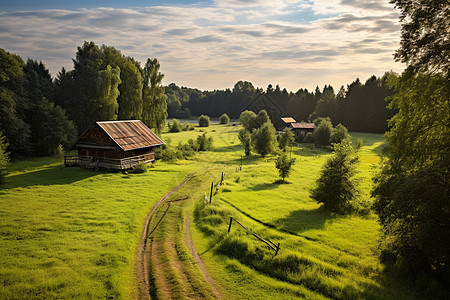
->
[275,206,330,234]
[3,166,98,189]
[248,182,279,191]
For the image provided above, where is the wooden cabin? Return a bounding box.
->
[65,120,164,170]
[273,117,297,131]
[289,122,315,139]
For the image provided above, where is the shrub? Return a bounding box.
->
[0,134,10,184]
[196,132,213,151]
[54,144,65,163]
[169,119,182,132]
[130,162,149,173]
[182,123,194,131]
[311,139,360,214]
[238,128,252,156]
[313,119,333,147]
[275,153,296,182]
[219,113,230,124]
[156,145,177,161]
[252,122,277,157]
[278,130,295,151]
[198,115,210,127]
[330,123,350,144]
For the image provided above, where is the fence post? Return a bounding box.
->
[204,192,208,202]
[210,182,213,203]
[228,217,233,233]
[275,243,280,256]
[240,155,243,171]
[221,172,224,185]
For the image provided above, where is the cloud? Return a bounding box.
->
[0,2,403,92]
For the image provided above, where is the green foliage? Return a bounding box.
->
[239,110,258,132]
[129,162,149,173]
[275,153,296,182]
[392,0,449,74]
[373,70,450,277]
[311,140,360,214]
[168,119,182,132]
[196,132,213,151]
[96,65,121,120]
[54,144,65,163]
[252,122,277,157]
[238,128,252,156]
[315,87,337,120]
[181,123,194,131]
[330,123,350,144]
[198,115,210,127]
[313,119,333,147]
[219,113,230,124]
[278,130,294,151]
[0,134,10,184]
[142,58,167,135]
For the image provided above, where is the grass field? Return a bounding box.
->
[0,122,422,299]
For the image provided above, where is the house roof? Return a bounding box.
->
[281,117,296,123]
[290,122,315,129]
[96,120,164,151]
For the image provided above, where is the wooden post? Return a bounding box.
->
[210,182,213,203]
[240,155,243,171]
[221,172,224,185]
[275,243,280,256]
[228,217,233,233]
[204,192,208,202]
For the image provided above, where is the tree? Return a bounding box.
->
[196,132,213,151]
[169,119,182,132]
[391,0,449,74]
[238,128,252,156]
[239,110,258,132]
[313,119,333,147]
[0,133,9,184]
[219,113,230,124]
[0,48,31,154]
[142,58,167,134]
[198,115,210,127]
[330,123,350,144]
[96,65,121,120]
[275,153,296,182]
[252,122,277,157]
[311,140,360,214]
[278,130,294,151]
[372,70,450,275]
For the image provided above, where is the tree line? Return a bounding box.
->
[0,42,167,158]
[165,74,396,134]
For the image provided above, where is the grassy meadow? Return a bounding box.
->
[0,122,421,299]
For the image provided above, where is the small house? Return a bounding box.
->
[65,120,164,170]
[273,117,297,131]
[289,122,315,139]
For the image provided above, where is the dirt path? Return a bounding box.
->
[185,214,222,299]
[136,172,196,300]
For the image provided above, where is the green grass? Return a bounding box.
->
[0,124,422,299]
[0,156,196,298]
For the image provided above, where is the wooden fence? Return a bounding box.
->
[64,153,154,170]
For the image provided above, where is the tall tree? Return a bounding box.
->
[0,48,31,154]
[392,0,449,74]
[96,65,121,120]
[142,58,167,134]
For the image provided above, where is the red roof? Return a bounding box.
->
[281,117,296,123]
[97,120,164,151]
[290,122,315,129]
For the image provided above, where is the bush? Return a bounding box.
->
[54,144,65,163]
[219,113,230,124]
[238,128,252,156]
[169,119,182,132]
[275,153,296,182]
[198,115,210,127]
[130,162,149,173]
[252,122,277,157]
[313,119,333,147]
[0,134,10,184]
[181,123,194,131]
[330,123,350,144]
[311,140,360,214]
[196,132,213,151]
[278,130,295,151]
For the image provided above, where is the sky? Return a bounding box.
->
[0,0,404,92]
